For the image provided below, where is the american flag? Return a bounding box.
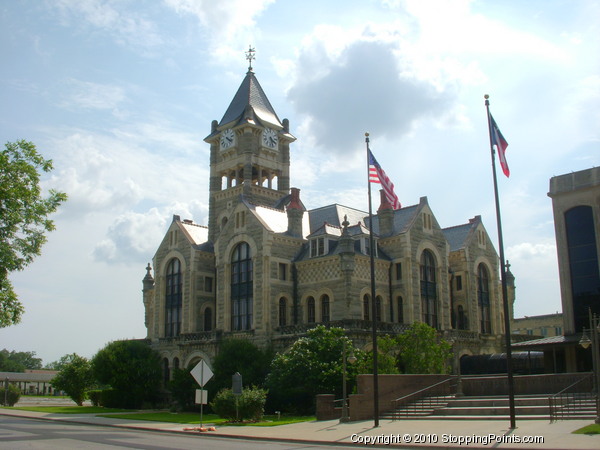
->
[490,114,510,178]
[368,149,401,209]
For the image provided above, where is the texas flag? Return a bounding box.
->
[490,114,510,177]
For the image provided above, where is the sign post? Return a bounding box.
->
[190,360,213,427]
[232,372,242,421]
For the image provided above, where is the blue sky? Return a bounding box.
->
[1,0,599,365]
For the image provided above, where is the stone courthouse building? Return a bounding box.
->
[142,64,515,377]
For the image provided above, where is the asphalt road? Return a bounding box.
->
[0,415,343,450]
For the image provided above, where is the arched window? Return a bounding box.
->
[397,296,404,324]
[375,296,382,322]
[478,264,491,334]
[420,250,438,328]
[173,358,180,371]
[279,297,287,327]
[165,258,182,337]
[321,295,330,322]
[307,297,315,323]
[363,294,370,321]
[231,242,253,331]
[204,307,213,331]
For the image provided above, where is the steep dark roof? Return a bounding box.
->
[367,203,420,235]
[308,204,367,234]
[442,223,473,252]
[219,71,282,129]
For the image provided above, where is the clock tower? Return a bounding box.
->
[204,50,296,243]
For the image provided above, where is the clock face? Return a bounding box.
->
[262,128,278,148]
[220,129,235,149]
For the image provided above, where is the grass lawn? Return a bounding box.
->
[3,405,315,427]
[573,424,600,435]
[6,406,132,414]
[98,412,315,426]
[99,412,226,425]
[21,395,71,400]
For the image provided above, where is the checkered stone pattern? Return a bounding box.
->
[298,260,341,284]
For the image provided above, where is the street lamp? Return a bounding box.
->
[579,308,600,425]
[340,340,357,423]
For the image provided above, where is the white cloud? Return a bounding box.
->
[93,199,208,264]
[54,0,164,50]
[288,39,453,158]
[93,208,168,263]
[164,0,275,59]
[60,79,127,111]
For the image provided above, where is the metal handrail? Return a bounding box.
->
[391,378,456,420]
[548,373,593,422]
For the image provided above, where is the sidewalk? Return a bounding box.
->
[1,407,598,449]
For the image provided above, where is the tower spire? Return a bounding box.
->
[245,45,256,73]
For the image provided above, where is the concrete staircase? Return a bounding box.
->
[382,394,597,420]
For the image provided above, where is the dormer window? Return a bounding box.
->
[363,237,377,257]
[310,237,327,257]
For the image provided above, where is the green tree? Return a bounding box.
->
[168,367,197,411]
[0,140,67,327]
[91,340,162,409]
[1,349,42,370]
[45,353,78,370]
[395,322,453,374]
[354,335,400,375]
[50,354,94,406]
[211,338,272,395]
[0,351,25,372]
[266,325,360,414]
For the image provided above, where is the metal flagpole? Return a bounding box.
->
[484,95,516,429]
[365,132,380,428]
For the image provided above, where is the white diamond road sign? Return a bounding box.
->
[191,360,213,387]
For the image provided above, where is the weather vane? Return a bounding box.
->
[245,45,256,72]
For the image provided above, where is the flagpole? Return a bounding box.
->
[365,132,380,428]
[484,95,516,429]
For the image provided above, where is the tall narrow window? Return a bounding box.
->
[375,296,382,322]
[457,305,466,330]
[565,206,600,332]
[363,294,370,321]
[395,262,402,280]
[165,258,182,337]
[204,307,213,331]
[478,263,491,334]
[420,250,438,328]
[231,242,253,331]
[307,297,315,323]
[397,296,404,323]
[456,275,462,291]
[279,297,287,327]
[321,295,330,322]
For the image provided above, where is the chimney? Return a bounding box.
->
[287,188,304,237]
[377,190,394,237]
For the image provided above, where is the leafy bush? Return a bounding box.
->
[238,387,267,421]
[88,390,102,407]
[92,340,162,409]
[0,384,21,406]
[266,325,357,414]
[210,387,267,422]
[168,367,200,412]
